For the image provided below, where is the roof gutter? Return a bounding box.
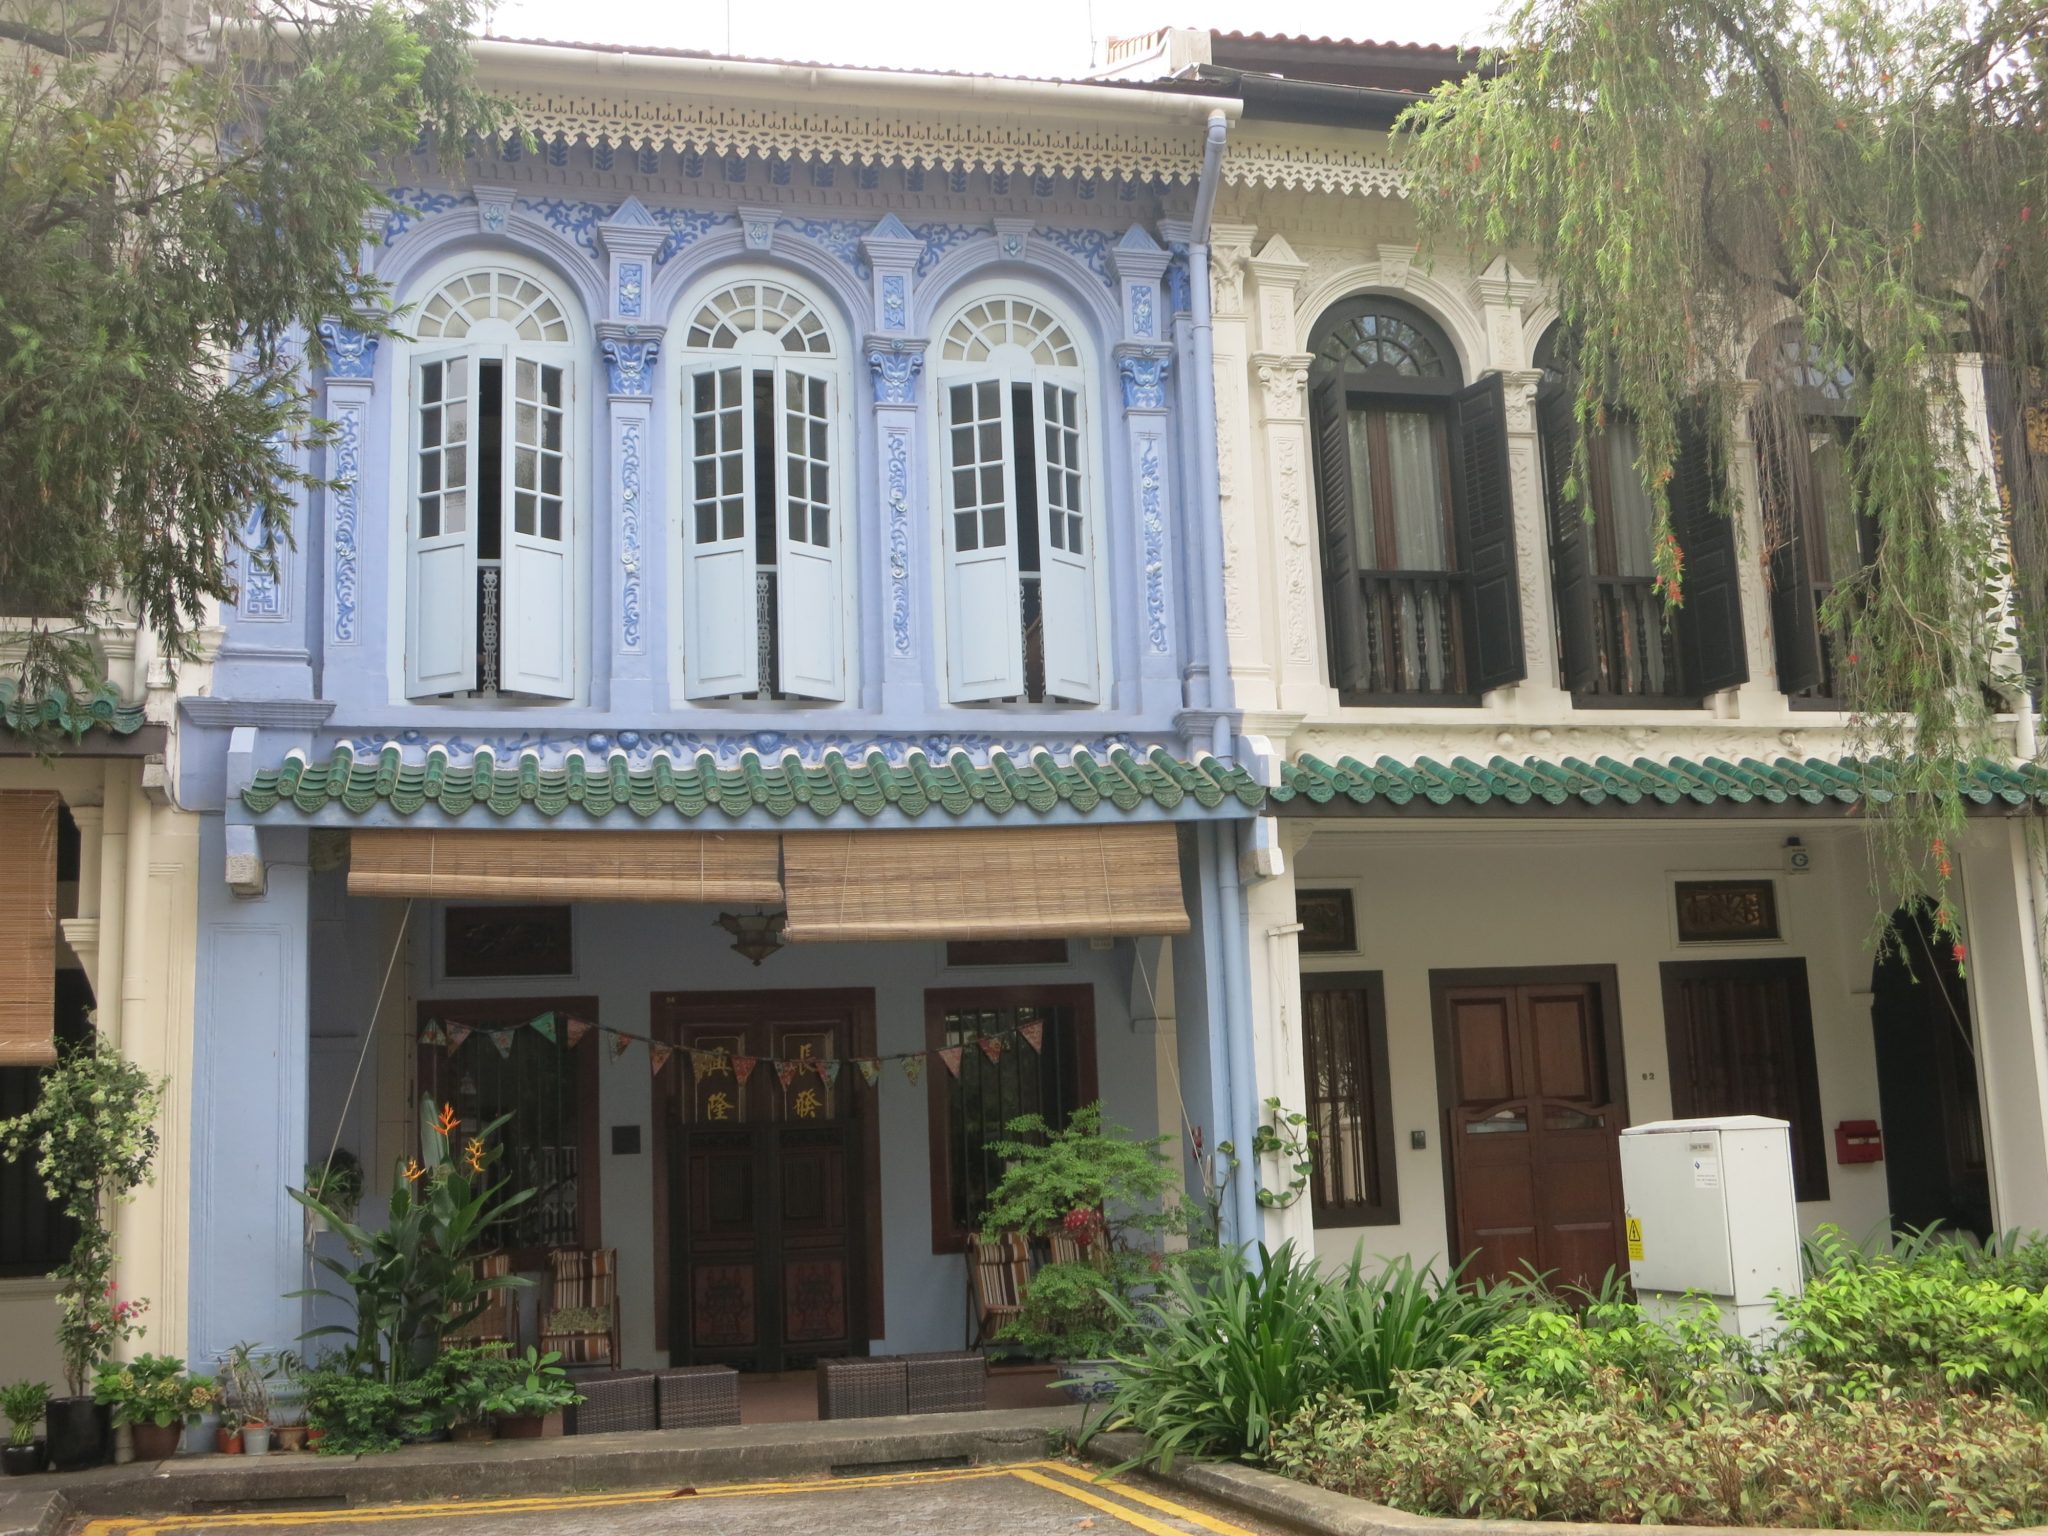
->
[1195,65,1422,128]
[469,38,1242,131]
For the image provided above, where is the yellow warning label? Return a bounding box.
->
[1626,1216,1644,1261]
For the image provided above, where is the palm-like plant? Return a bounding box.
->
[290,1098,533,1384]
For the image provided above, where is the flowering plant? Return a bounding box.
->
[91,1354,215,1428]
[0,1034,166,1394]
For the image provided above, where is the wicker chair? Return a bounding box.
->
[656,1366,741,1429]
[817,1356,907,1420]
[445,1252,518,1350]
[967,1232,1031,1348]
[565,1371,655,1435]
[539,1247,619,1369]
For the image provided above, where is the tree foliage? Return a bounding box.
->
[0,0,500,707]
[1401,0,2047,943]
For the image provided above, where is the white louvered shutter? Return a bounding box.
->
[941,377,1023,701]
[406,349,479,696]
[498,353,575,698]
[774,364,844,700]
[683,363,759,698]
[1032,380,1099,702]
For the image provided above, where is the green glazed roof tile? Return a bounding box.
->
[0,680,149,739]
[241,742,1267,823]
[1269,753,2048,813]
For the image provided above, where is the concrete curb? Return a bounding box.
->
[1078,1431,2048,1536]
[3,1406,1080,1522]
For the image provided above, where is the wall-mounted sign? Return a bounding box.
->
[444,904,574,977]
[1297,888,1359,955]
[1674,880,1780,943]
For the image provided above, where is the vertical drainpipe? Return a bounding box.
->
[1186,107,1262,1252]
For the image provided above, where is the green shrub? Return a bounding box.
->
[303,1369,404,1455]
[0,1381,50,1448]
[92,1354,217,1428]
[1273,1365,2048,1529]
[1478,1295,1752,1413]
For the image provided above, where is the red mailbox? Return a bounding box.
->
[1835,1120,1884,1164]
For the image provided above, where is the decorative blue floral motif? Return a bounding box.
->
[639,146,661,175]
[547,136,570,169]
[330,405,362,643]
[522,198,608,257]
[619,419,644,652]
[1039,226,1116,288]
[618,262,644,319]
[882,275,906,331]
[370,731,1153,769]
[594,140,616,173]
[1131,284,1156,339]
[239,502,284,620]
[776,218,872,280]
[1164,244,1192,316]
[602,337,660,396]
[381,187,464,245]
[1119,354,1172,410]
[867,346,923,406]
[1140,435,1168,653]
[653,207,734,268]
[912,223,984,278]
[887,428,912,656]
[316,320,378,380]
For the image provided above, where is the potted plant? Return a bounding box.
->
[1,1381,51,1477]
[301,1151,364,1233]
[0,1036,164,1471]
[978,1104,1208,1399]
[302,1368,402,1455]
[259,1349,307,1452]
[91,1355,213,1462]
[220,1343,274,1454]
[435,1346,510,1444]
[483,1348,579,1439]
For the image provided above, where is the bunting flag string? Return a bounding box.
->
[413,1005,1061,1092]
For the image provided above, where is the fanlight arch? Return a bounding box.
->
[940,298,1079,369]
[684,281,834,355]
[413,268,572,344]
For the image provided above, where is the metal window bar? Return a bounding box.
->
[943,1005,1074,1234]
[1304,990,1378,1213]
[1586,576,1683,698]
[473,562,501,696]
[429,1026,579,1251]
[1356,570,1467,696]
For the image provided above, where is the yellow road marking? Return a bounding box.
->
[81,1458,1255,1536]
[1034,1459,1259,1536]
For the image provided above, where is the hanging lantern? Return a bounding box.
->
[715,908,787,966]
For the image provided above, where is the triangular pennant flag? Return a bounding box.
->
[489,1029,515,1059]
[938,1045,964,1078]
[692,1048,728,1084]
[564,1017,593,1049]
[444,1023,471,1056]
[819,1058,842,1086]
[529,1011,557,1043]
[1019,1020,1045,1054]
[902,1055,923,1086]
[775,1059,800,1089]
[732,1055,758,1086]
[611,1031,634,1061]
[649,1043,675,1078]
[420,1021,447,1048]
[856,1058,881,1087]
[979,1036,1004,1065]
[808,1057,832,1081]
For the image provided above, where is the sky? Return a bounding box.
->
[481,0,1506,80]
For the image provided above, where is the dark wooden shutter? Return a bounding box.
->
[1753,406,1823,693]
[1671,410,1749,694]
[1310,374,1370,692]
[1540,388,1599,693]
[1450,373,1527,692]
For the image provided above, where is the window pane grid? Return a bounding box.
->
[691,367,747,545]
[1041,384,1083,553]
[416,357,469,538]
[512,359,566,542]
[783,371,832,549]
[947,380,1008,553]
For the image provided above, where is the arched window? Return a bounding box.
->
[1752,325,1871,699]
[1534,326,1744,702]
[1307,296,1522,701]
[934,294,1099,704]
[677,279,847,702]
[404,264,579,700]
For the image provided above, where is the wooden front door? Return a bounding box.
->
[656,992,877,1370]
[1433,971,1627,1289]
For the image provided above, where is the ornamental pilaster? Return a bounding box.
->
[318,320,378,654]
[1247,234,1309,357]
[1203,223,1269,707]
[865,337,928,708]
[1108,225,1170,345]
[596,320,665,708]
[1471,257,1540,373]
[859,215,924,339]
[1247,351,1320,708]
[1115,345,1179,703]
[1497,367,1563,699]
[596,198,667,325]
[1209,222,1257,320]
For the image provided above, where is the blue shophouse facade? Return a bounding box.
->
[177,43,1263,1373]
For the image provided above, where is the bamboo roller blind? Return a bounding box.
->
[346,829,783,904]
[0,792,59,1067]
[780,824,1189,942]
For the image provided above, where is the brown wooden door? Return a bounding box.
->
[1438,976,1626,1289]
[662,999,870,1370]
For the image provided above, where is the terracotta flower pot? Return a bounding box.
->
[129,1422,182,1462]
[45,1398,110,1472]
[450,1420,495,1445]
[305,1426,326,1452]
[215,1425,243,1455]
[493,1410,561,1439]
[274,1424,307,1453]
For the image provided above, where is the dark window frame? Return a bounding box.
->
[923,984,1099,1254]
[415,994,603,1270]
[1301,971,1399,1229]
[0,969,94,1278]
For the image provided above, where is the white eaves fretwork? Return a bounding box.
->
[1222,131,1411,200]
[502,92,1213,184]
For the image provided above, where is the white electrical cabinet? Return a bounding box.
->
[1619,1115,1802,1342]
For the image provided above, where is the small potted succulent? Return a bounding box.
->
[1,1381,51,1476]
[91,1355,214,1462]
[483,1349,579,1439]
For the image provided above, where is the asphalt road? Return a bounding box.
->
[76,1459,1290,1536]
